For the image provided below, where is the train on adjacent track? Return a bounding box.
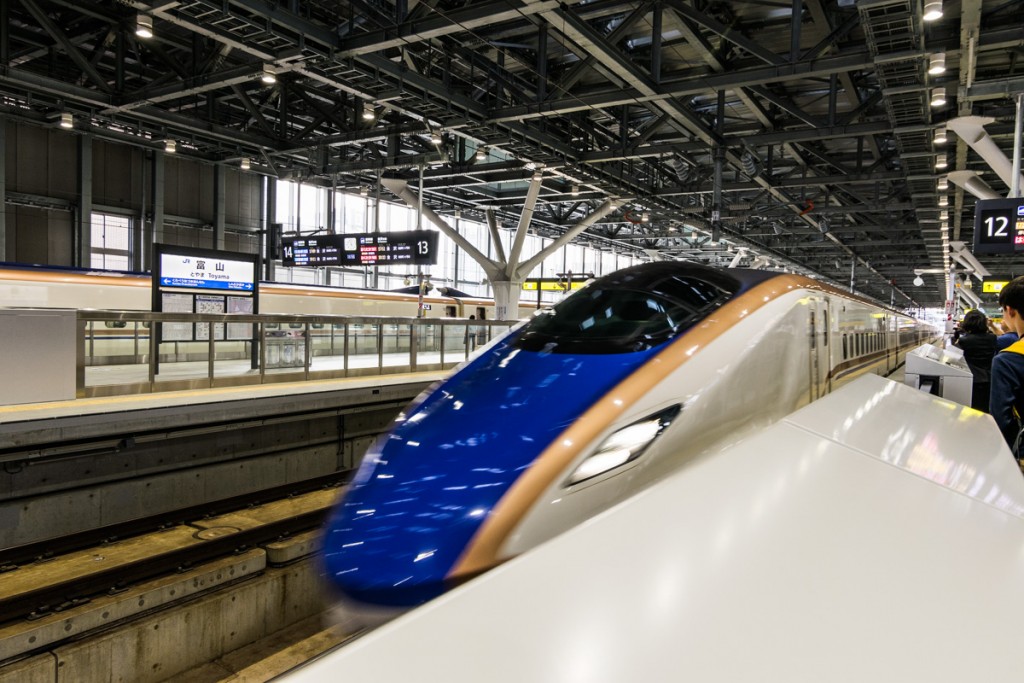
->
[0,263,519,319]
[320,262,939,616]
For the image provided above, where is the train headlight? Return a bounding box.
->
[565,405,681,486]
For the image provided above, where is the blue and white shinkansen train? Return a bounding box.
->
[321,262,938,612]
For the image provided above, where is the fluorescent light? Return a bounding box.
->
[930,87,947,107]
[164,139,176,154]
[261,64,276,84]
[59,112,73,129]
[136,14,153,39]
[923,0,943,21]
[240,157,250,171]
[928,52,946,75]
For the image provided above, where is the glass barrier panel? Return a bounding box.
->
[348,323,380,371]
[416,322,440,366]
[263,326,307,374]
[384,323,413,368]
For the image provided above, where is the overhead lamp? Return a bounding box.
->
[136,14,154,38]
[641,211,650,223]
[59,112,74,129]
[913,275,925,287]
[361,102,375,121]
[240,157,251,171]
[934,126,947,144]
[928,52,946,75]
[938,195,948,207]
[939,210,949,221]
[571,183,580,196]
[937,176,949,191]
[923,0,943,21]
[261,64,276,84]
[359,185,369,197]
[164,139,176,154]
[475,146,486,162]
[430,129,442,145]
[930,86,947,107]
[935,153,948,170]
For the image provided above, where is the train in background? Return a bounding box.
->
[320,262,940,616]
[0,263,525,319]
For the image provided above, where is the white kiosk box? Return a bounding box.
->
[0,309,77,406]
[904,343,974,407]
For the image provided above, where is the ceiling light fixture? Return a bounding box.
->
[475,146,486,162]
[361,102,375,121]
[164,139,176,154]
[930,87,947,107]
[937,176,949,191]
[261,64,276,84]
[928,52,946,75]
[934,126,947,144]
[914,275,924,287]
[136,14,154,38]
[240,157,251,171]
[571,184,580,196]
[935,153,948,170]
[59,112,74,129]
[641,211,650,223]
[939,210,949,221]
[430,129,442,145]
[359,185,369,197]
[923,0,943,21]
[939,195,948,207]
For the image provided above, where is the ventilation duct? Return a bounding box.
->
[946,116,1024,193]
[946,170,1001,201]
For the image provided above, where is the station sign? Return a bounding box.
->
[973,198,1024,254]
[281,230,439,267]
[983,280,1009,294]
[157,251,256,291]
[522,279,588,292]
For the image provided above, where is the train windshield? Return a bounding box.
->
[514,265,740,354]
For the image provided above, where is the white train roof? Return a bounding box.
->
[286,374,1024,682]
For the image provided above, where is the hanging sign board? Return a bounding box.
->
[973,198,1024,254]
[281,231,439,267]
[522,279,589,292]
[983,281,1009,294]
[156,251,257,291]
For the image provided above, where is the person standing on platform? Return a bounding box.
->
[991,278,1024,458]
[954,309,997,412]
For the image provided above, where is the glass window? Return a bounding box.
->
[90,212,131,270]
[513,265,738,354]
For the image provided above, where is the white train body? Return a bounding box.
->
[319,264,939,612]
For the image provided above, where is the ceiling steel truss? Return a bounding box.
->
[3,0,1024,306]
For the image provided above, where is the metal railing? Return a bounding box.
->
[77,311,517,397]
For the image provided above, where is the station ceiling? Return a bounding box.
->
[3,0,1024,307]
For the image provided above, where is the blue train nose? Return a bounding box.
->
[322,338,663,606]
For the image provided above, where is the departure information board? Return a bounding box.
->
[973,198,1024,254]
[282,231,439,267]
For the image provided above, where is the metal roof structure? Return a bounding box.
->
[3,0,1023,307]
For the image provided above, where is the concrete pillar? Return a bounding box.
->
[77,135,93,267]
[0,119,6,262]
[264,175,276,281]
[492,280,522,322]
[147,150,164,272]
[214,164,226,250]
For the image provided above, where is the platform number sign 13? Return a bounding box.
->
[974,198,1024,254]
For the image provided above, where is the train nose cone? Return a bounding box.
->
[322,339,662,607]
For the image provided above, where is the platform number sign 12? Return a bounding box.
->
[974,198,1024,254]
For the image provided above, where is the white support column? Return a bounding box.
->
[518,199,623,278]
[507,172,543,267]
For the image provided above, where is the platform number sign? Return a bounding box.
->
[281,230,439,267]
[973,198,1024,254]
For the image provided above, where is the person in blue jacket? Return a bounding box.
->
[990,276,1024,458]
